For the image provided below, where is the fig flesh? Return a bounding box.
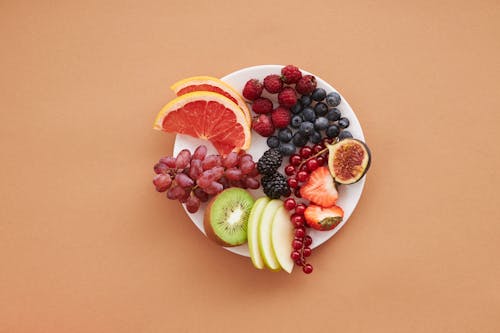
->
[327,138,371,184]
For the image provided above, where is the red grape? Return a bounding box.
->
[189,159,203,180]
[193,187,209,202]
[205,181,223,195]
[185,195,201,213]
[166,185,186,200]
[153,174,172,192]
[159,156,176,168]
[154,162,168,174]
[225,168,242,181]
[240,160,255,175]
[175,173,194,187]
[202,155,221,170]
[222,152,239,168]
[239,154,253,163]
[192,145,207,160]
[244,177,260,189]
[175,150,191,169]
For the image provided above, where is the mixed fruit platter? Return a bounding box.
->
[152,65,371,274]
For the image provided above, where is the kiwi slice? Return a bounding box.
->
[203,188,255,247]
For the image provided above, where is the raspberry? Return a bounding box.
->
[242,79,263,100]
[271,107,291,129]
[263,74,283,94]
[281,65,302,84]
[296,75,317,95]
[252,114,275,137]
[278,87,297,108]
[251,97,273,114]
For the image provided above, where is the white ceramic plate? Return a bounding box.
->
[173,65,366,257]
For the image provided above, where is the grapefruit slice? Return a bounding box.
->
[171,76,251,126]
[153,91,251,155]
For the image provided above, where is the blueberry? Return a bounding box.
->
[291,102,302,114]
[279,142,296,156]
[326,92,341,107]
[314,117,329,131]
[300,95,312,106]
[311,88,326,101]
[338,117,350,129]
[292,132,308,147]
[291,115,302,128]
[299,121,315,137]
[302,107,316,122]
[314,102,328,116]
[338,130,353,140]
[310,131,322,144]
[278,128,293,142]
[326,124,340,138]
[266,136,280,148]
[326,108,341,121]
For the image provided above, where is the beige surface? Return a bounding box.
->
[1,1,500,332]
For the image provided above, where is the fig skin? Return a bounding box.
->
[203,196,235,247]
[327,138,371,185]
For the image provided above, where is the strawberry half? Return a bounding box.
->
[300,166,338,207]
[304,205,344,231]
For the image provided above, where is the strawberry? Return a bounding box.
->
[300,166,338,207]
[252,114,275,137]
[304,204,344,231]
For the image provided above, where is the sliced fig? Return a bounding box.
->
[327,138,371,184]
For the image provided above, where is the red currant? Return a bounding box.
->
[292,239,303,250]
[294,228,306,238]
[295,203,306,215]
[289,154,301,166]
[306,159,318,171]
[303,247,312,257]
[287,178,298,188]
[284,165,296,176]
[313,144,325,154]
[284,198,296,211]
[303,263,313,274]
[291,214,305,227]
[291,251,301,260]
[294,187,302,198]
[295,259,305,266]
[322,137,333,145]
[299,164,308,172]
[297,171,309,182]
[299,147,312,158]
[304,235,313,246]
[316,156,325,166]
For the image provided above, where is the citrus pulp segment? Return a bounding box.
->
[154,91,251,155]
[171,76,252,126]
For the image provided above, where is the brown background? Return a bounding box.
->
[1,1,499,332]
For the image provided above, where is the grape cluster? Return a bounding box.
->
[153,145,260,213]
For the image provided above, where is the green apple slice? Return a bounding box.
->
[271,206,294,273]
[247,197,270,269]
[259,199,283,271]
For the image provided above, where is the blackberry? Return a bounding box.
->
[257,148,282,175]
[262,172,290,199]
